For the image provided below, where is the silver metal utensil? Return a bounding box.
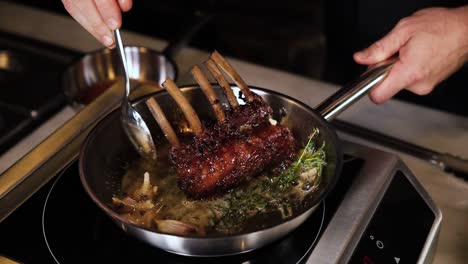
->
[114,29,157,161]
[332,119,468,181]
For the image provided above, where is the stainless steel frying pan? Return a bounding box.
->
[79,58,396,256]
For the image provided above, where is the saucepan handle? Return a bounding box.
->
[316,56,398,121]
[162,12,214,59]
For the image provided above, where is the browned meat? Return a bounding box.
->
[170,94,296,198]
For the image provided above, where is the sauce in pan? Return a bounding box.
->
[111,129,327,236]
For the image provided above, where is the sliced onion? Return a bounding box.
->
[155,219,198,235]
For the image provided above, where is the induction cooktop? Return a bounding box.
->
[0,141,441,264]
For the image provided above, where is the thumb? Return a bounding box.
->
[354,25,410,65]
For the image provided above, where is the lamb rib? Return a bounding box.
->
[170,94,296,198]
[167,52,296,198]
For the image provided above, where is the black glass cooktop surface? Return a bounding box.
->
[0,156,363,263]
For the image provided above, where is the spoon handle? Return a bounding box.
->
[113,29,130,98]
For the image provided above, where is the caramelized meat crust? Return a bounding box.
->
[170,94,296,198]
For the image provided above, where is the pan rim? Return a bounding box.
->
[79,84,343,240]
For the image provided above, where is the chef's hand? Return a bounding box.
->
[354,6,468,104]
[62,0,133,48]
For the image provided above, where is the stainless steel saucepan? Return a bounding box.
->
[79,58,396,256]
[63,14,212,105]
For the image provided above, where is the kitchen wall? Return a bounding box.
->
[10,0,326,80]
[7,0,468,116]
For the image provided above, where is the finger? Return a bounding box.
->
[94,0,121,30]
[62,0,115,48]
[368,59,421,104]
[354,25,411,65]
[117,0,133,12]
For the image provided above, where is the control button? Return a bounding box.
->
[376,240,384,249]
[394,257,400,263]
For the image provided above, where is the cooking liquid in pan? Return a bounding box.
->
[111,129,327,237]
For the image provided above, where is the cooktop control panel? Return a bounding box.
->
[349,171,436,264]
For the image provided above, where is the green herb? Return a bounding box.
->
[211,128,327,231]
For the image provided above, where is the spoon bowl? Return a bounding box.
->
[114,29,157,161]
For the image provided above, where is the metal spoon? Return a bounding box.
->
[114,29,157,160]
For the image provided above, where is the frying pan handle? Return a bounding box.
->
[316,56,398,121]
[162,12,214,59]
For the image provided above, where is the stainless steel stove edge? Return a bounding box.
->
[306,141,442,264]
[0,81,123,222]
[399,159,442,264]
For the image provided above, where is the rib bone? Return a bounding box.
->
[210,50,254,102]
[191,65,226,122]
[162,79,203,135]
[205,59,239,108]
[145,97,180,148]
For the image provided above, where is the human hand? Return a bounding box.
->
[354,6,468,104]
[62,0,133,48]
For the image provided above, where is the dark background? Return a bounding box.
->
[8,0,468,116]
